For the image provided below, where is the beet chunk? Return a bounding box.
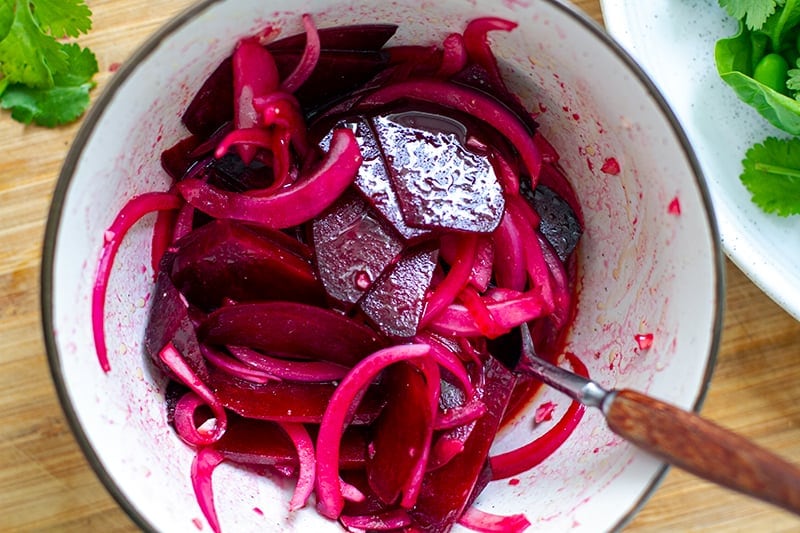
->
[367,362,434,504]
[273,50,389,118]
[267,24,398,52]
[144,253,207,379]
[312,189,403,307]
[170,220,325,310]
[199,301,385,367]
[206,368,384,425]
[371,110,505,233]
[359,246,438,338]
[182,57,234,136]
[318,117,429,241]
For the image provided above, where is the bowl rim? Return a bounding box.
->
[40,0,726,531]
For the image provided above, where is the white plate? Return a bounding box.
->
[601,0,800,320]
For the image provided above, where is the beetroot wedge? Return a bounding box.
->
[312,189,403,307]
[199,301,385,366]
[144,254,207,379]
[366,362,434,505]
[318,117,428,240]
[207,368,384,424]
[268,24,397,52]
[370,110,505,233]
[359,246,438,339]
[170,219,324,310]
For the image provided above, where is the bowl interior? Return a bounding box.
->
[44,0,723,531]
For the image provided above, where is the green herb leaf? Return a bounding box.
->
[719,0,781,30]
[0,1,14,40]
[741,136,800,216]
[715,24,800,134]
[0,42,97,127]
[0,0,67,88]
[31,0,92,38]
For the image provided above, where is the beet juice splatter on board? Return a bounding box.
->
[92,15,587,533]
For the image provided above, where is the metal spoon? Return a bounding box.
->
[490,325,800,515]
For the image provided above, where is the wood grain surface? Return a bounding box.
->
[1,0,798,531]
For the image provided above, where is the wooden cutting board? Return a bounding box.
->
[0,0,798,530]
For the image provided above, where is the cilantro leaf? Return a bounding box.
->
[0,1,13,40]
[0,0,67,88]
[741,136,800,216]
[31,0,92,38]
[0,42,97,126]
[719,0,780,30]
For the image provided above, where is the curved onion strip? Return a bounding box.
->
[421,233,478,325]
[177,128,362,229]
[280,14,321,93]
[315,343,431,519]
[538,234,571,330]
[151,208,177,273]
[214,127,277,159]
[436,33,467,78]
[400,358,440,509]
[340,509,414,531]
[415,333,474,398]
[92,192,182,372]
[435,398,487,430]
[174,391,224,446]
[160,342,228,443]
[489,147,520,194]
[428,434,467,471]
[462,17,518,90]
[255,91,310,157]
[492,209,527,291]
[358,79,542,182]
[458,286,505,339]
[458,506,531,533]
[488,353,588,480]
[172,201,197,242]
[191,447,225,533]
[341,478,366,503]
[429,290,552,337]
[506,200,553,308]
[279,422,316,511]
[227,345,349,382]
[201,345,275,384]
[233,39,280,164]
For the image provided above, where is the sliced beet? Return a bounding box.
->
[207,153,275,192]
[170,220,324,310]
[367,362,434,504]
[409,357,516,532]
[359,246,438,339]
[144,253,207,379]
[272,50,389,117]
[268,24,398,52]
[370,110,505,233]
[214,416,368,469]
[199,301,385,367]
[182,57,234,136]
[312,189,403,306]
[318,117,429,241]
[520,175,582,262]
[206,368,384,424]
[161,135,205,181]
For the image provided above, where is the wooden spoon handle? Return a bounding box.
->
[605,389,800,515]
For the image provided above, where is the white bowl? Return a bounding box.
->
[42,0,724,531]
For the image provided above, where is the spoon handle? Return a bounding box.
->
[605,389,800,515]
